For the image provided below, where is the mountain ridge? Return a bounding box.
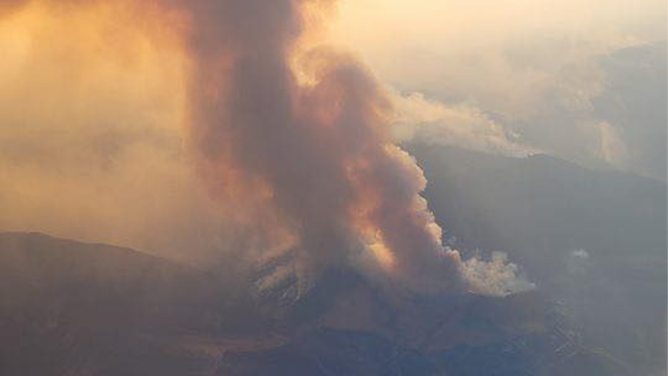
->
[0,231,634,375]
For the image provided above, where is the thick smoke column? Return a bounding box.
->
[171,0,469,293]
[2,0,532,295]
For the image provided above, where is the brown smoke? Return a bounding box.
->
[159,0,464,292]
[1,0,533,295]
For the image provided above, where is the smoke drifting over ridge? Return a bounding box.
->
[0,0,533,296]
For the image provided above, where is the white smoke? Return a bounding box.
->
[459,251,536,297]
[390,91,538,157]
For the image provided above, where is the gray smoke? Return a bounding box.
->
[1,0,533,296]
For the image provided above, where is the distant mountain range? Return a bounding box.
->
[405,143,666,262]
[0,144,665,375]
[407,144,667,374]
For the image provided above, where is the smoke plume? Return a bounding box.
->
[0,0,532,296]
[168,0,532,295]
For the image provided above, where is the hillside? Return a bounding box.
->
[0,232,635,375]
[406,143,667,373]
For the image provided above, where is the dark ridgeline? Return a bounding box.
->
[0,234,644,375]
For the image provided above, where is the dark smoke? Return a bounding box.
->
[3,0,533,295]
[166,0,465,292]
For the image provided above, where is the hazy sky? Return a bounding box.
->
[327,0,667,179]
[0,0,663,293]
[0,0,557,295]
